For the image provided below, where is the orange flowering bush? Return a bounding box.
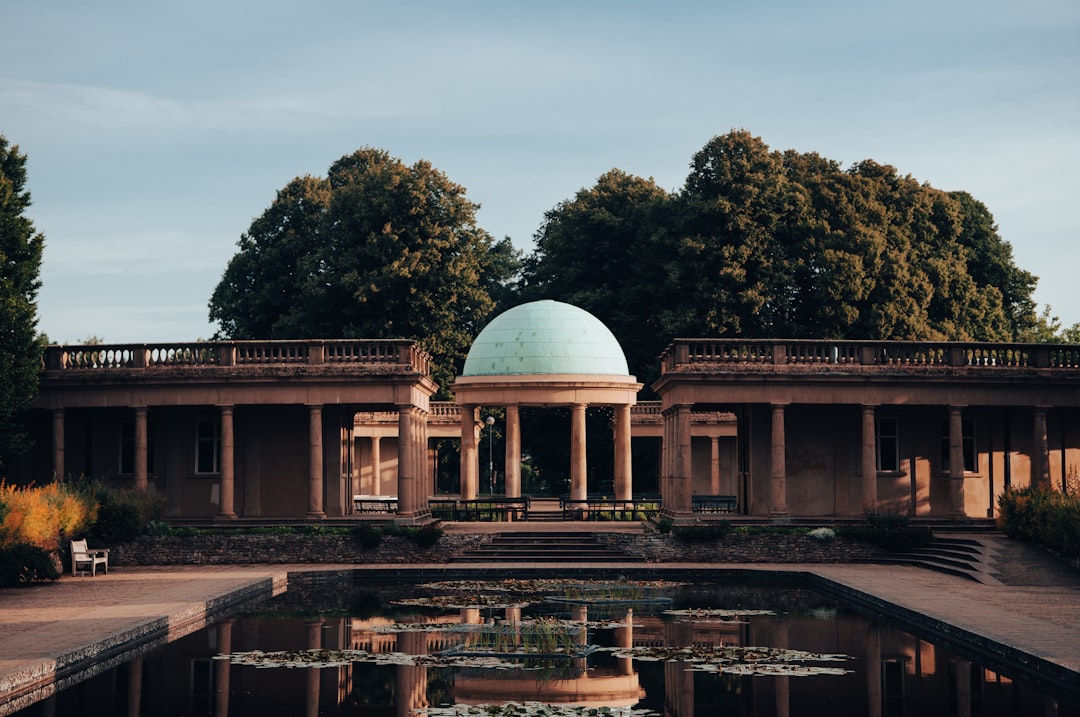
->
[0,480,97,553]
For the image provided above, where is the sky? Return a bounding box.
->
[2,0,1078,344]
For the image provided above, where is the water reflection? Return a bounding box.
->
[9,578,1078,717]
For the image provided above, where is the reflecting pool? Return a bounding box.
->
[9,577,1079,716]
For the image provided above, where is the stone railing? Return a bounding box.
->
[43,339,431,376]
[660,339,1080,374]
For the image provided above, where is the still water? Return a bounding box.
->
[10,577,1079,716]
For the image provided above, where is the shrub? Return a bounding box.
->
[0,544,61,586]
[673,523,732,542]
[403,524,442,548]
[0,480,96,552]
[840,510,932,552]
[84,481,165,544]
[998,485,1080,559]
[350,524,383,549]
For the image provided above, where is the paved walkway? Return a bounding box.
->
[0,539,1078,713]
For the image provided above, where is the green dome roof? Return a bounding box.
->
[462,300,630,377]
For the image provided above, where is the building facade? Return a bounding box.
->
[14,304,1080,523]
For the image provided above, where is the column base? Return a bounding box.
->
[769,512,791,524]
[215,512,238,521]
[306,512,326,520]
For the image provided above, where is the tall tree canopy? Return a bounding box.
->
[0,136,45,470]
[523,130,1047,388]
[209,148,519,392]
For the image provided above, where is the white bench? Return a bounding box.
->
[70,538,109,576]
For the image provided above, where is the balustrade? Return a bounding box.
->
[42,339,430,375]
[660,339,1080,374]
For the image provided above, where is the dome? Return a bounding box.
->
[462,300,630,377]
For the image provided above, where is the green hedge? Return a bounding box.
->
[997,486,1080,559]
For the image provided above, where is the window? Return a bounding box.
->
[195,419,221,475]
[940,418,976,474]
[876,417,899,472]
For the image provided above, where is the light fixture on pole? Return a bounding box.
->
[485,415,496,495]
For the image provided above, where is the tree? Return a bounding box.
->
[520,130,1050,384]
[520,169,673,388]
[0,136,45,471]
[209,148,519,392]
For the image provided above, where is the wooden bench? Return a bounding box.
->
[70,538,109,577]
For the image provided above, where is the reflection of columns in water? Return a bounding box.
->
[214,620,233,717]
[865,628,882,717]
[396,630,429,717]
[127,655,143,717]
[953,659,972,717]
[615,609,633,676]
[572,604,589,673]
[663,619,694,717]
[306,619,323,717]
[773,621,790,717]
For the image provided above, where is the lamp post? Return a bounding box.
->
[485,415,496,495]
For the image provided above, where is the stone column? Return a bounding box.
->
[51,408,65,480]
[570,403,588,500]
[614,403,633,500]
[218,406,237,519]
[397,406,417,516]
[134,407,148,491]
[505,404,521,498]
[861,405,878,512]
[770,404,789,520]
[307,405,325,518]
[676,404,692,509]
[459,404,478,500]
[1034,407,1051,488]
[949,407,966,518]
[710,436,721,495]
[370,437,382,495]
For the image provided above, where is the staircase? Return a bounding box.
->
[861,535,991,582]
[453,531,645,563]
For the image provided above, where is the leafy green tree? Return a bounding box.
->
[522,130,1050,384]
[209,148,518,392]
[521,169,672,388]
[0,137,44,471]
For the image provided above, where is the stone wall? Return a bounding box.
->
[109,532,491,566]
[109,529,880,565]
[596,531,882,563]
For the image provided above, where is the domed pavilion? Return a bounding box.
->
[452,300,642,501]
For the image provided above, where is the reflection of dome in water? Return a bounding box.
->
[462,300,630,377]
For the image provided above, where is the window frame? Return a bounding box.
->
[195,418,221,475]
[876,416,900,473]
